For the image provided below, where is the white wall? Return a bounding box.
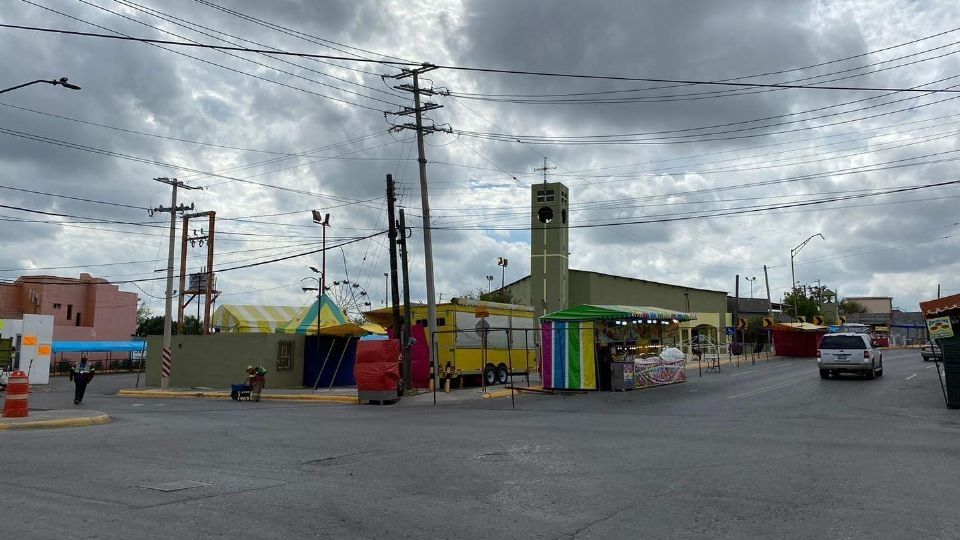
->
[20,315,53,384]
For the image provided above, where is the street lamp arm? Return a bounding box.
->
[792,233,825,258]
[0,77,81,95]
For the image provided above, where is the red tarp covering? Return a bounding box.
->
[772,327,827,357]
[354,339,400,392]
[920,293,960,316]
[386,324,431,388]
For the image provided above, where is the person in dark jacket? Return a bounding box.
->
[70,355,95,405]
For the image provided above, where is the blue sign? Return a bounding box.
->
[725,327,736,336]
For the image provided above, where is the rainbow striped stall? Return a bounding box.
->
[540,304,696,391]
[540,321,597,390]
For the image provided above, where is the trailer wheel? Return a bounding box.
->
[484,365,497,386]
[496,364,509,385]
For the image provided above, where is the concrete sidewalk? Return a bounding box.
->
[0,409,111,431]
[116,387,359,404]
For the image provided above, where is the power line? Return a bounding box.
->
[0,23,415,64]
[7,23,960,94]
[14,4,394,112]
[0,125,390,205]
[116,0,405,98]
[449,25,960,99]
[0,182,147,210]
[72,0,405,109]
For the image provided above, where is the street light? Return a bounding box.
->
[0,76,81,95]
[497,257,509,292]
[789,233,824,319]
[745,276,757,299]
[790,233,825,291]
[486,275,494,294]
[311,211,330,293]
[302,274,323,372]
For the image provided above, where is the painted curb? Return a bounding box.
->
[0,413,111,431]
[115,389,357,404]
[483,386,543,399]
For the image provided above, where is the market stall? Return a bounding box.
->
[919,293,960,409]
[211,304,302,333]
[771,322,828,357]
[539,305,696,391]
[278,294,384,389]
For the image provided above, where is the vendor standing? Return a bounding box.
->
[246,365,266,402]
[70,355,95,405]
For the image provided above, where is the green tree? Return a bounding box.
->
[781,288,822,320]
[459,288,517,305]
[838,299,868,315]
[135,315,202,336]
[136,302,152,328]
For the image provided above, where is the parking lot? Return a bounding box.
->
[3,348,959,539]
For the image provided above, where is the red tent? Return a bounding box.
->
[772,323,828,357]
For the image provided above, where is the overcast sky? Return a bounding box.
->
[2,0,959,319]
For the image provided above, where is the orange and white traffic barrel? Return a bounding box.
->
[2,370,29,418]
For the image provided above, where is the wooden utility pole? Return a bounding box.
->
[389,64,451,395]
[177,211,218,335]
[398,209,413,392]
[386,175,402,341]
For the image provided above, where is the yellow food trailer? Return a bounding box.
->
[365,298,537,386]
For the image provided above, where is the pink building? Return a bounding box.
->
[0,273,138,342]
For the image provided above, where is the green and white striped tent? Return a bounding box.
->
[211,305,303,333]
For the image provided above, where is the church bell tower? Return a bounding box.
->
[530,182,569,320]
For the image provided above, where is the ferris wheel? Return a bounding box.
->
[325,278,373,322]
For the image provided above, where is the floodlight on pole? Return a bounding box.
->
[497,257,509,291]
[311,211,331,293]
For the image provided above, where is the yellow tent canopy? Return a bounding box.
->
[211,305,303,333]
[277,294,384,336]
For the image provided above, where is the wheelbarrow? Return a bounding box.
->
[230,383,252,401]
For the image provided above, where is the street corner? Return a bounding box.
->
[0,409,111,431]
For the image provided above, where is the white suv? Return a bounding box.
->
[817,333,883,379]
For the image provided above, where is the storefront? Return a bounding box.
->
[539,304,696,391]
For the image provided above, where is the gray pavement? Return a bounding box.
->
[2,350,959,538]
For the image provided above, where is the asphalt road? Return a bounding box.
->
[2,349,958,539]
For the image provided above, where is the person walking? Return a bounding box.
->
[70,355,95,405]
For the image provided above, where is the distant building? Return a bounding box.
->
[0,273,138,341]
[845,296,893,314]
[502,269,729,345]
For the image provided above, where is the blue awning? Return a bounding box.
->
[52,341,147,353]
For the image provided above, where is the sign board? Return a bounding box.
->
[736,317,748,330]
[725,327,735,336]
[927,316,954,340]
[762,317,774,328]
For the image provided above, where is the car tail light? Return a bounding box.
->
[817,350,821,359]
[864,350,870,359]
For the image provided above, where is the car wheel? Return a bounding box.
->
[484,366,497,386]
[866,363,877,380]
[877,359,883,377]
[819,369,829,379]
[496,364,510,385]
